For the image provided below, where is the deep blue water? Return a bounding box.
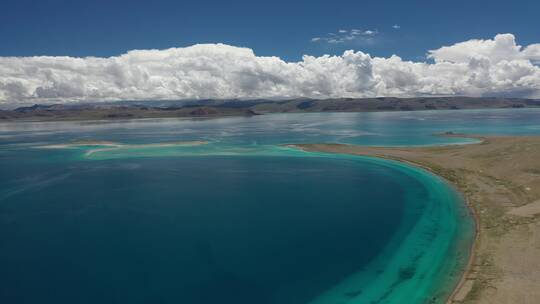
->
[0,154,424,304]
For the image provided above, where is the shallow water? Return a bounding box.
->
[1,108,538,303]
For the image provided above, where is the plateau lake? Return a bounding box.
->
[1,108,539,303]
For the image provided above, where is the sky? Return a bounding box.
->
[2,0,539,61]
[1,0,539,104]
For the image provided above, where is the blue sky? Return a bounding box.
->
[1,0,539,61]
[1,0,540,104]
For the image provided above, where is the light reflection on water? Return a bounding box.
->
[1,108,540,148]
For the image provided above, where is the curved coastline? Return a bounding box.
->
[289,135,540,303]
[358,154,479,304]
[325,150,480,304]
[297,151,476,303]
[377,157,479,304]
[292,146,476,304]
[348,154,478,304]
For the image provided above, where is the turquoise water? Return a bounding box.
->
[1,108,539,303]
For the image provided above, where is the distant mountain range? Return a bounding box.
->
[1,97,539,121]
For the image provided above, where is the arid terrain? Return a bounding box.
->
[292,136,540,303]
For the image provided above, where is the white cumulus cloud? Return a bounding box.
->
[0,33,539,105]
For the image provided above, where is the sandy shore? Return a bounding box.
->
[291,136,540,303]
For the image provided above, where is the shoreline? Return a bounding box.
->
[289,135,540,303]
[447,191,479,304]
[364,155,479,303]
[352,153,479,303]
[295,146,479,303]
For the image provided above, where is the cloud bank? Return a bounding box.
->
[1,33,539,105]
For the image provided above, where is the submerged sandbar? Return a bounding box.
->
[37,140,209,153]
